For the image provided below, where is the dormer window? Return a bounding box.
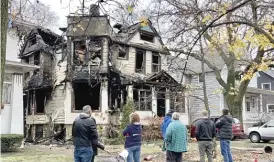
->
[152,52,161,73]
[140,32,154,42]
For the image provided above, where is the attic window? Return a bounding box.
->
[135,49,145,73]
[118,45,127,59]
[140,32,154,42]
[198,73,204,82]
[152,52,161,73]
[30,37,37,46]
[34,53,40,65]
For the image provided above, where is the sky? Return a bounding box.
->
[38,0,149,34]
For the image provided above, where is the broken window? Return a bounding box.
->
[73,82,100,111]
[35,125,43,139]
[88,38,102,65]
[35,89,46,114]
[133,85,152,111]
[152,52,161,73]
[135,49,145,73]
[34,53,40,65]
[29,37,37,46]
[170,91,185,113]
[74,40,87,65]
[118,45,127,59]
[140,32,154,42]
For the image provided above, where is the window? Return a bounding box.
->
[117,45,127,59]
[2,73,12,104]
[262,83,271,90]
[34,53,40,65]
[135,49,145,73]
[29,37,36,46]
[267,104,274,113]
[72,82,100,111]
[266,120,274,127]
[140,33,154,42]
[133,87,152,111]
[152,52,161,73]
[198,73,204,82]
[246,102,251,112]
[35,89,46,114]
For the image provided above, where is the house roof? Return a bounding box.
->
[19,27,62,58]
[111,20,167,53]
[263,70,274,78]
[5,60,39,73]
[246,86,274,95]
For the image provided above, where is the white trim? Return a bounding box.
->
[261,83,271,90]
[266,104,274,113]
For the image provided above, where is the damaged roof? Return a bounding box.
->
[19,27,62,58]
[111,20,167,53]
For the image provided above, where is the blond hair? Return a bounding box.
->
[129,112,140,123]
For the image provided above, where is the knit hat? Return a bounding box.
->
[167,109,175,116]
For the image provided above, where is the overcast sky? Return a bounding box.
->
[37,0,149,34]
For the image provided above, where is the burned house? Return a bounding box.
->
[21,5,187,140]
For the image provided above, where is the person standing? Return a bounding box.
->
[215,109,233,162]
[72,105,98,162]
[90,116,105,162]
[161,109,175,138]
[123,112,142,162]
[165,112,188,162]
[195,110,216,162]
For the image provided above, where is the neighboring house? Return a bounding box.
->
[242,70,274,132]
[21,5,186,140]
[169,53,274,133]
[1,20,39,135]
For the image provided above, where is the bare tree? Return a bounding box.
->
[11,0,58,27]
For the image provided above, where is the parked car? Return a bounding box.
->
[190,116,244,140]
[247,120,274,143]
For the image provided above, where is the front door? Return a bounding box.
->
[157,91,166,117]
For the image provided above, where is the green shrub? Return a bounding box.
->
[1,134,24,152]
[120,100,135,130]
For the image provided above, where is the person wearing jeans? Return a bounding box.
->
[123,112,142,162]
[72,105,99,162]
[215,109,233,162]
[195,110,216,162]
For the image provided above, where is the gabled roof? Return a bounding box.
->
[19,27,61,58]
[263,70,274,78]
[146,70,178,84]
[111,20,164,46]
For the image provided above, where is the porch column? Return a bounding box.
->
[10,74,24,134]
[127,85,133,101]
[101,77,109,113]
[259,94,263,112]
[152,87,157,116]
[165,88,170,114]
[242,95,246,121]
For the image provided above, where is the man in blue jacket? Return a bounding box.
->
[161,109,175,138]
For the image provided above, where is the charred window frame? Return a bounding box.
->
[198,73,204,83]
[73,40,87,65]
[133,87,152,111]
[117,45,128,60]
[72,82,101,112]
[34,52,40,65]
[140,32,154,43]
[152,52,161,73]
[34,88,52,114]
[29,36,37,47]
[135,48,146,73]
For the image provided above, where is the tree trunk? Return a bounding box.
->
[224,92,243,123]
[0,0,9,111]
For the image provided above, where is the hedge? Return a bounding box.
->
[1,134,24,152]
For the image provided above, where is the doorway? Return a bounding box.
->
[157,91,166,117]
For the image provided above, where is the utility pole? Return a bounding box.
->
[82,0,85,15]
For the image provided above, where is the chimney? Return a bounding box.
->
[89,4,100,16]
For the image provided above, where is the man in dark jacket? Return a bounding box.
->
[215,109,233,162]
[72,105,98,162]
[195,110,215,162]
